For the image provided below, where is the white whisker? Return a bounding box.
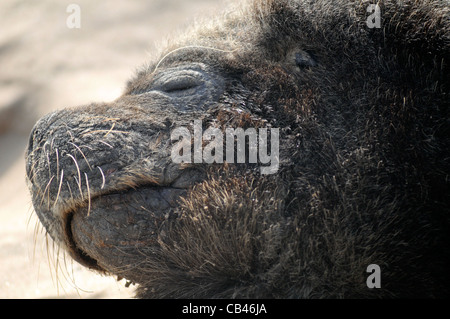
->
[98,166,106,190]
[55,148,59,181]
[98,140,114,149]
[53,169,64,209]
[85,172,91,216]
[152,45,237,75]
[40,175,55,208]
[44,144,52,180]
[67,154,83,199]
[68,142,92,171]
[66,181,74,202]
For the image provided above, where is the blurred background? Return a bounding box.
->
[0,0,230,298]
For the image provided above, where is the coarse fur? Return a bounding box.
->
[26,0,449,298]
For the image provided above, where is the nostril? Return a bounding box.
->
[26,122,38,154]
[25,111,60,181]
[25,123,39,180]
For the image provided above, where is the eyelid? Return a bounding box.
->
[160,75,202,93]
[152,68,205,94]
[126,63,225,102]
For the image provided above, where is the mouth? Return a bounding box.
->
[64,209,101,270]
[53,176,197,277]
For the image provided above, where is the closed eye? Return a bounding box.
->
[126,63,225,108]
[161,75,202,93]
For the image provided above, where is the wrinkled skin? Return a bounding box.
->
[26,0,449,298]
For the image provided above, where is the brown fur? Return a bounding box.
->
[26,0,449,298]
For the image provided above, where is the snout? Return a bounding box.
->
[25,100,204,278]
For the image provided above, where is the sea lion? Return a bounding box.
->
[26,0,450,298]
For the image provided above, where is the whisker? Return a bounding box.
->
[25,145,43,161]
[80,129,129,137]
[65,128,75,142]
[62,252,82,297]
[45,234,56,292]
[50,137,55,151]
[85,172,91,216]
[28,211,42,265]
[67,154,83,199]
[74,176,83,200]
[53,169,64,209]
[40,175,55,208]
[98,140,114,149]
[66,181,74,202]
[98,166,106,190]
[81,144,94,151]
[151,45,237,75]
[104,122,116,138]
[44,144,52,180]
[55,148,60,181]
[68,142,92,171]
[55,243,65,296]
[27,158,40,182]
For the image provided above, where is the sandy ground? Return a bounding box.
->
[0,0,230,299]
